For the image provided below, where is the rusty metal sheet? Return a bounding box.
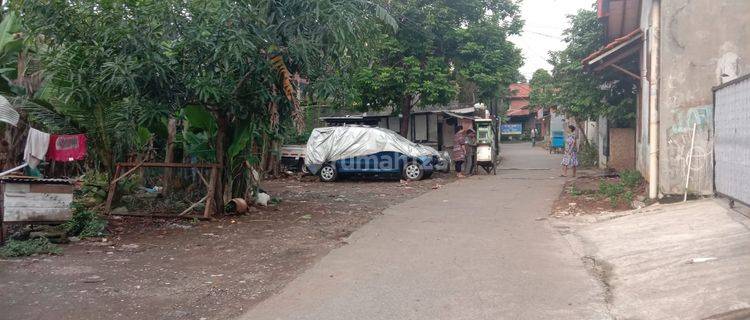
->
[29,184,73,194]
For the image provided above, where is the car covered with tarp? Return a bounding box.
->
[304,126,443,182]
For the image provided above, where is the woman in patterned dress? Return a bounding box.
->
[561,125,579,177]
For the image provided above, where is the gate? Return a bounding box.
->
[714,74,750,205]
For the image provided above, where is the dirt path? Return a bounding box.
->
[0,175,452,320]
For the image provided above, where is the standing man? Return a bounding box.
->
[530,127,537,147]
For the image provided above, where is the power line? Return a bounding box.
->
[523,29,563,40]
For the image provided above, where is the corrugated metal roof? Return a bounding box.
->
[0,176,74,184]
[323,104,476,119]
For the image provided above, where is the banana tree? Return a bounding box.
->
[19,0,397,213]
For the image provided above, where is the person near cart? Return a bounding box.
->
[453,125,468,178]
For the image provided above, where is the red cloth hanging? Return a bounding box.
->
[47,134,87,162]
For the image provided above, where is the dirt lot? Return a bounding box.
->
[0,174,454,320]
[552,173,647,217]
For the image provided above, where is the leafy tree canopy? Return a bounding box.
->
[534,8,637,129]
[353,0,524,136]
[15,0,397,210]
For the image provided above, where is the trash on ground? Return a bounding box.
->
[688,257,717,264]
[255,192,271,206]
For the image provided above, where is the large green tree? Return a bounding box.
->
[355,0,523,136]
[534,8,637,142]
[18,0,396,212]
[529,68,553,109]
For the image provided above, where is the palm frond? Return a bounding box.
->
[7,96,77,133]
[270,53,304,132]
[356,0,398,33]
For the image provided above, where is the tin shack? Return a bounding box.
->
[0,177,74,242]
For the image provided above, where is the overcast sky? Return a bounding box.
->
[510,0,597,80]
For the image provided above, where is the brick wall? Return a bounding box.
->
[608,128,635,171]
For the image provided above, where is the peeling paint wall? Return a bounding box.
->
[657,0,750,195]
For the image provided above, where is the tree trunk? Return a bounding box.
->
[399,95,412,137]
[259,131,269,177]
[4,120,26,170]
[163,117,177,193]
[212,111,228,215]
[268,138,280,177]
[575,119,589,148]
[93,105,115,175]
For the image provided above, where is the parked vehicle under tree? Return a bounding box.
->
[305,126,443,182]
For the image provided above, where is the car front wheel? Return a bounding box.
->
[299,160,310,175]
[402,162,424,181]
[319,164,337,182]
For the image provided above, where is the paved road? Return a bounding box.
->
[239,143,609,320]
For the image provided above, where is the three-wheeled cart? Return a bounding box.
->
[474,119,498,175]
[550,131,565,154]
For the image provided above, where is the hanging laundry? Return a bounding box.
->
[47,134,87,162]
[24,127,51,169]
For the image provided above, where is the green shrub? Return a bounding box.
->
[0,238,62,258]
[599,181,625,207]
[578,143,598,168]
[117,174,143,195]
[568,186,583,196]
[75,171,110,207]
[624,190,634,204]
[620,170,643,189]
[63,210,108,238]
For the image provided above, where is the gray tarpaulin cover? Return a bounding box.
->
[305,126,438,171]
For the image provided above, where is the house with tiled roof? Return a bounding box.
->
[504,83,536,138]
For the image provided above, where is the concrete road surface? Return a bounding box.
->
[239,143,610,320]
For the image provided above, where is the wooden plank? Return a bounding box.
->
[623,0,640,33]
[111,162,145,185]
[110,212,211,220]
[29,184,73,194]
[4,194,74,208]
[1,183,5,244]
[196,170,210,187]
[607,0,625,39]
[104,164,122,215]
[4,183,30,193]
[178,195,207,216]
[117,162,221,169]
[611,64,641,81]
[592,45,641,72]
[4,207,71,222]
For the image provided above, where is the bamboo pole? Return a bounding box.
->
[683,123,697,202]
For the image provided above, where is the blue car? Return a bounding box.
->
[304,127,443,182]
[316,151,437,182]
